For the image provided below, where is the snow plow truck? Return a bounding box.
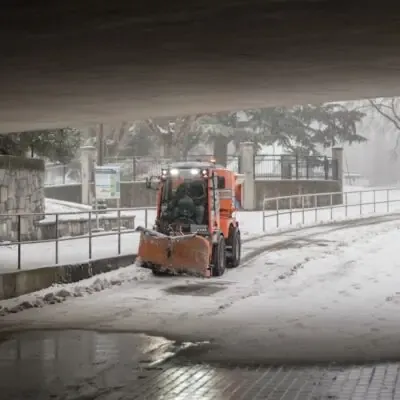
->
[136,161,243,277]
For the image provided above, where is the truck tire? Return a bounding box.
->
[212,235,226,277]
[227,228,241,268]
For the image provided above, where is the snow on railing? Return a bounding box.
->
[262,187,400,231]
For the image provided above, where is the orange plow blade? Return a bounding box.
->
[136,227,212,277]
[137,228,211,276]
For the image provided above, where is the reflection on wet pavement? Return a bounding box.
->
[2,330,400,400]
[0,330,176,400]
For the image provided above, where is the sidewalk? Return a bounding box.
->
[0,232,141,274]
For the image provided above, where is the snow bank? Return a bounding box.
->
[0,262,152,316]
[42,199,140,223]
[45,198,92,212]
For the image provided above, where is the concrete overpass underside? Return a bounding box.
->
[1,0,400,132]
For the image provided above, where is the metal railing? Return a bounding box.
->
[46,153,340,185]
[262,187,400,231]
[5,188,398,271]
[0,207,157,271]
[255,154,337,180]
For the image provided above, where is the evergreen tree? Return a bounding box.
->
[196,103,366,165]
[0,128,82,163]
[249,103,366,156]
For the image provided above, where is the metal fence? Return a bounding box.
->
[255,154,337,180]
[262,187,400,231]
[44,154,338,185]
[0,207,156,271]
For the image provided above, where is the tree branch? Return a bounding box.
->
[144,118,162,134]
[368,99,400,131]
[390,98,400,122]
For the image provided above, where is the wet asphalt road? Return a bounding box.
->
[1,329,400,400]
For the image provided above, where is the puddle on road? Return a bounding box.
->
[0,329,207,399]
[164,283,228,296]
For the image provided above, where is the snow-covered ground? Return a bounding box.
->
[263,186,400,228]
[45,198,91,213]
[2,212,400,365]
[43,198,138,223]
[0,232,140,273]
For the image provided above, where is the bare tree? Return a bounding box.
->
[144,115,203,159]
[368,97,400,156]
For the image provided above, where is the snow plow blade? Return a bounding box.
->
[136,227,212,277]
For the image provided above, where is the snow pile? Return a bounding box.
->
[42,198,139,223]
[45,198,92,212]
[0,262,151,316]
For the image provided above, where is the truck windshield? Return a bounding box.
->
[162,177,206,204]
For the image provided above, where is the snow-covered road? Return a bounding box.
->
[2,213,400,365]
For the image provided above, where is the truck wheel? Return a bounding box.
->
[227,228,241,268]
[212,236,226,277]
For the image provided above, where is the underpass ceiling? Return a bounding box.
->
[1,1,400,132]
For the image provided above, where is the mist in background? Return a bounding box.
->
[343,98,400,187]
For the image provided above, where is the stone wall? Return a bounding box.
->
[108,182,157,208]
[257,179,342,210]
[45,181,156,208]
[0,156,45,241]
[0,253,137,300]
[45,183,81,204]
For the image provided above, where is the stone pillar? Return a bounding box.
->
[80,146,96,205]
[332,147,343,184]
[280,155,293,179]
[239,142,255,210]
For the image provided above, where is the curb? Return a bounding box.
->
[0,253,137,301]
